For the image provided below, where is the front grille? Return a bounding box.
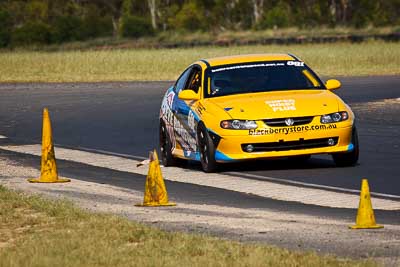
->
[263,116,314,127]
[241,137,338,152]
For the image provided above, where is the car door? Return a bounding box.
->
[173,65,202,157]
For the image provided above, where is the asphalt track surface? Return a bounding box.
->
[0,76,399,199]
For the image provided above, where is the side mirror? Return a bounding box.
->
[325,79,341,91]
[178,89,200,100]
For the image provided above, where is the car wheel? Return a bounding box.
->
[159,121,176,167]
[332,126,359,167]
[197,123,217,173]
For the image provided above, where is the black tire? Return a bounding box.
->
[332,126,359,167]
[197,123,217,173]
[159,121,176,167]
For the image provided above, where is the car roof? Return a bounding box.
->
[199,53,297,67]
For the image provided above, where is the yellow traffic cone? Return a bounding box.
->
[350,179,383,229]
[135,150,176,207]
[28,108,70,183]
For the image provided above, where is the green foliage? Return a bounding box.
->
[160,4,180,31]
[170,1,206,31]
[12,21,51,46]
[51,15,85,43]
[0,8,12,47]
[370,0,400,27]
[230,0,253,29]
[0,0,399,47]
[51,10,113,43]
[25,0,48,22]
[81,12,113,39]
[121,15,154,38]
[351,0,377,28]
[258,2,291,29]
[122,0,133,17]
[290,0,327,28]
[211,0,253,30]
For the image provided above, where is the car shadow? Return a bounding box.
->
[178,156,337,173]
[222,157,337,172]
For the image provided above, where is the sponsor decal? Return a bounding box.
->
[161,90,199,153]
[188,110,196,132]
[211,62,285,73]
[265,99,296,112]
[161,105,174,125]
[249,124,337,135]
[166,91,175,106]
[161,91,176,123]
[210,61,304,73]
[183,150,200,161]
[287,61,305,67]
[167,124,176,149]
[174,115,197,151]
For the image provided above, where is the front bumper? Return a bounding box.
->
[214,125,353,162]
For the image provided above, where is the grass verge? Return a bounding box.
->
[0,185,375,267]
[0,41,399,83]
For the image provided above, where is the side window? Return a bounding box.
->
[185,67,202,93]
[175,67,192,93]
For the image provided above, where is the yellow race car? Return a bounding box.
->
[159,54,358,172]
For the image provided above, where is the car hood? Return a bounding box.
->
[207,90,340,120]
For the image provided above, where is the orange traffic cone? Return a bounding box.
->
[350,179,383,229]
[135,150,175,207]
[28,108,70,183]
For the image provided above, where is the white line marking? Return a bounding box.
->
[227,172,400,200]
[0,135,7,139]
[1,144,399,210]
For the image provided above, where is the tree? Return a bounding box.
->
[0,0,399,47]
[147,0,157,30]
[252,0,264,25]
[329,0,351,25]
[210,0,253,30]
[121,15,154,38]
[0,8,12,47]
[92,0,124,37]
[170,1,206,31]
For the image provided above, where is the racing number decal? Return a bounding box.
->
[287,61,305,67]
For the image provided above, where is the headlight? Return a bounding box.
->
[220,120,258,129]
[320,112,348,123]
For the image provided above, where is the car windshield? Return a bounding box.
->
[205,61,325,98]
